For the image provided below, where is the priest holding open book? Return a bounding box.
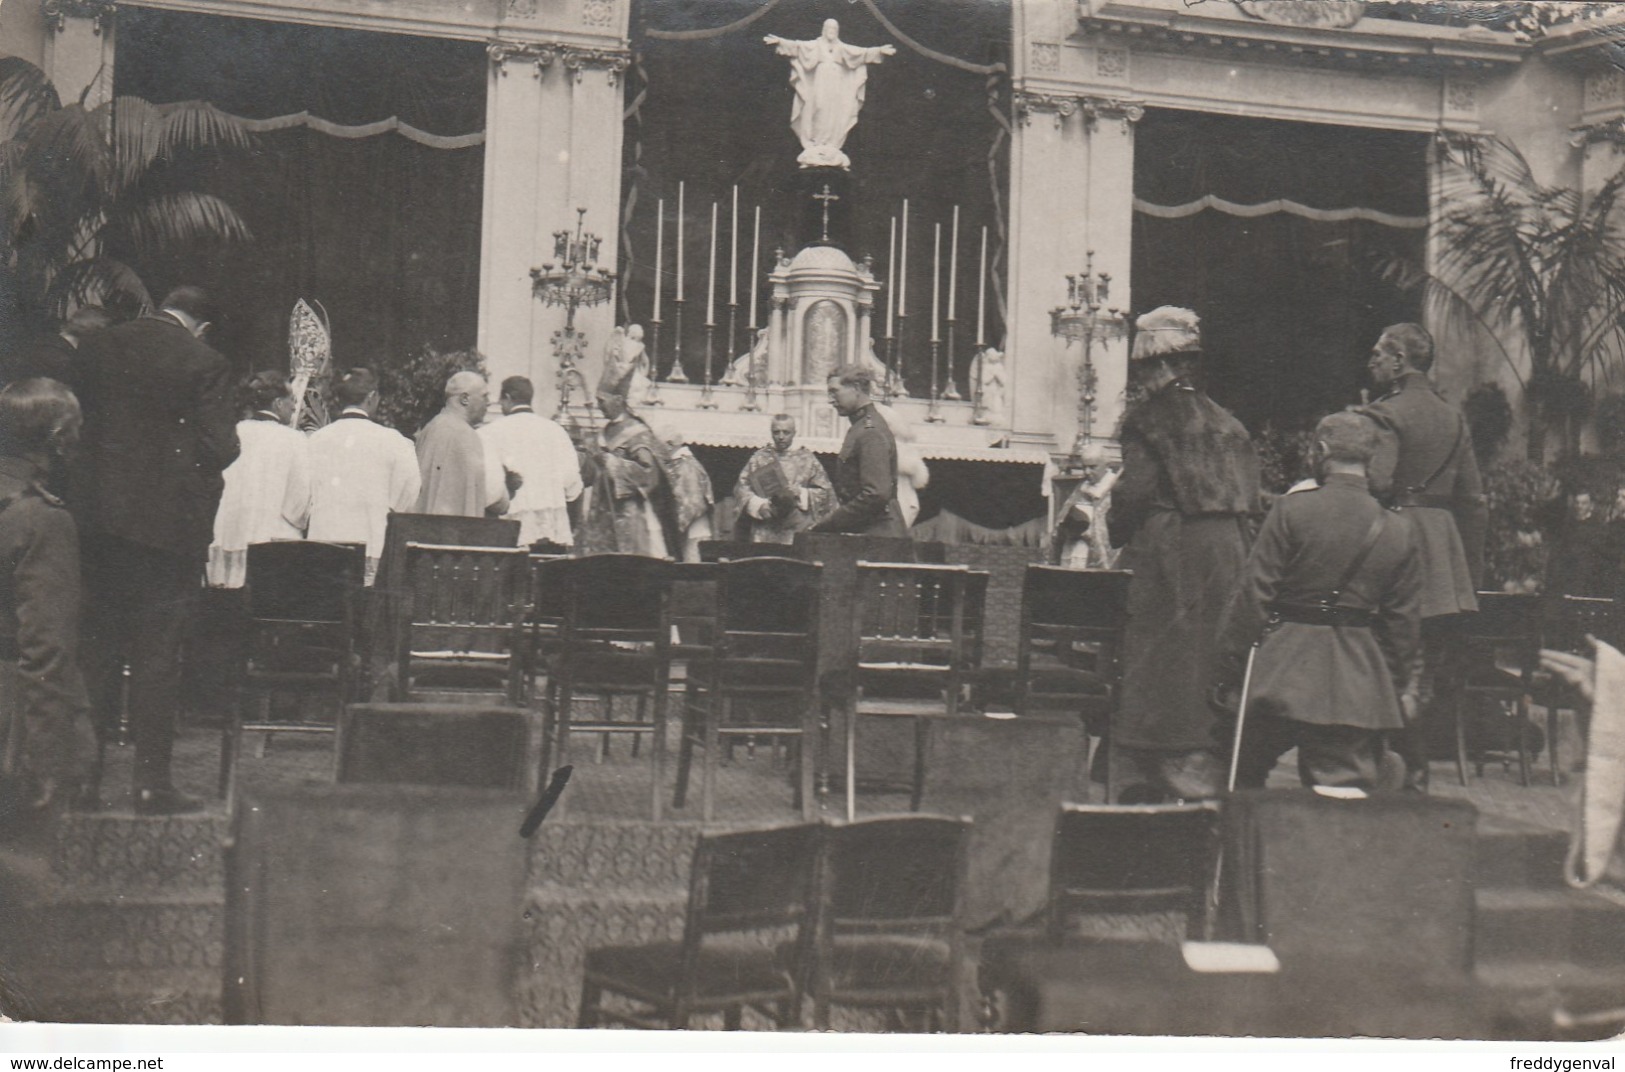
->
[734,413,834,544]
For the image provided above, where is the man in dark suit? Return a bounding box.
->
[74,286,239,814]
[810,364,905,537]
[4,306,112,390]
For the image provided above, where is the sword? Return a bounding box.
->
[1226,641,1260,793]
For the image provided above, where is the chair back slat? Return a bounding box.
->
[1049,802,1220,936]
[824,816,968,929]
[1549,594,1616,653]
[404,544,527,656]
[854,563,982,671]
[556,554,672,639]
[246,542,365,624]
[687,824,821,936]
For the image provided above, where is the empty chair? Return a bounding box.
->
[845,562,988,820]
[220,540,364,799]
[396,543,530,702]
[1047,802,1222,942]
[1015,567,1133,800]
[805,815,970,1032]
[1451,592,1541,786]
[674,557,823,821]
[577,823,821,1030]
[541,554,675,818]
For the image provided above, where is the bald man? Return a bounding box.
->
[734,414,833,544]
[415,371,511,517]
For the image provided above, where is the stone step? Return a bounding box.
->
[49,812,229,893]
[1474,817,1570,891]
[22,892,224,972]
[1476,887,1625,966]
[15,967,222,1026]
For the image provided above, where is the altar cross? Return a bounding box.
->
[813,184,839,244]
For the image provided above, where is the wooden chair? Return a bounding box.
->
[804,814,970,1032]
[542,554,675,819]
[1048,801,1222,943]
[219,541,364,800]
[673,557,823,821]
[845,562,988,821]
[1014,567,1133,801]
[1452,592,1542,787]
[395,543,530,703]
[577,822,821,1030]
[1540,594,1615,785]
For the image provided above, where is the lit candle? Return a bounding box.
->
[730,185,739,308]
[899,199,909,318]
[707,201,717,325]
[676,182,685,302]
[653,198,664,322]
[885,215,896,337]
[947,205,960,322]
[749,204,761,329]
[976,226,987,345]
[931,222,941,343]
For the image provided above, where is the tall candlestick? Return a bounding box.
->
[931,223,941,343]
[749,205,760,329]
[947,205,959,322]
[729,186,739,308]
[707,201,717,326]
[899,200,909,318]
[653,198,664,322]
[976,226,987,345]
[885,216,896,338]
[676,182,685,302]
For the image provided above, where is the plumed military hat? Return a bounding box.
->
[1130,305,1202,363]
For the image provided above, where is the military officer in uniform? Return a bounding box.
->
[0,379,97,823]
[1359,322,1486,791]
[1213,411,1423,791]
[811,363,906,537]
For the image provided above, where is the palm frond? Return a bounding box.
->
[1375,251,1524,387]
[108,191,253,254]
[0,57,61,139]
[113,97,251,186]
[44,255,150,319]
[22,103,111,201]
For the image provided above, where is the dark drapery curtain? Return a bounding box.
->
[1132,109,1428,431]
[624,0,1010,398]
[112,8,486,379]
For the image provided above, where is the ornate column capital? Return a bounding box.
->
[560,46,631,87]
[1078,96,1145,128]
[1571,117,1625,150]
[43,0,115,34]
[487,40,558,77]
[1013,91,1078,128]
[1014,91,1144,130]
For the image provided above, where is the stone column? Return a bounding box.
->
[1005,93,1091,450]
[478,42,627,413]
[42,0,114,108]
[1076,97,1140,453]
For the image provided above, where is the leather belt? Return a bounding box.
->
[1395,493,1456,510]
[1267,603,1376,629]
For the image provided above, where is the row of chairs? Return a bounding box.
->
[219,532,1138,818]
[576,799,1220,1031]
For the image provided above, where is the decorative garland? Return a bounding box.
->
[154,102,484,149]
[1133,194,1427,229]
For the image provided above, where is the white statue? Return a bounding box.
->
[977,346,1008,421]
[764,20,896,170]
[863,336,905,396]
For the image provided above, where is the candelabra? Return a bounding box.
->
[668,300,689,383]
[943,318,962,402]
[1049,251,1126,460]
[971,346,991,425]
[925,337,944,423]
[644,317,664,406]
[699,317,717,409]
[531,208,616,420]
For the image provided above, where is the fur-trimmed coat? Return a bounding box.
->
[1109,380,1263,755]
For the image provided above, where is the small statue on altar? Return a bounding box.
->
[765,20,896,170]
[722,326,770,388]
[976,346,1008,422]
[863,337,903,396]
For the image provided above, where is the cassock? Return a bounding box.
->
[664,445,714,562]
[478,407,583,547]
[1108,378,1261,758]
[206,415,312,588]
[307,409,421,585]
[577,414,669,557]
[416,410,504,518]
[1213,473,1422,789]
[735,445,834,545]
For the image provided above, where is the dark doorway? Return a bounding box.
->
[113,8,486,380]
[1131,109,1427,433]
